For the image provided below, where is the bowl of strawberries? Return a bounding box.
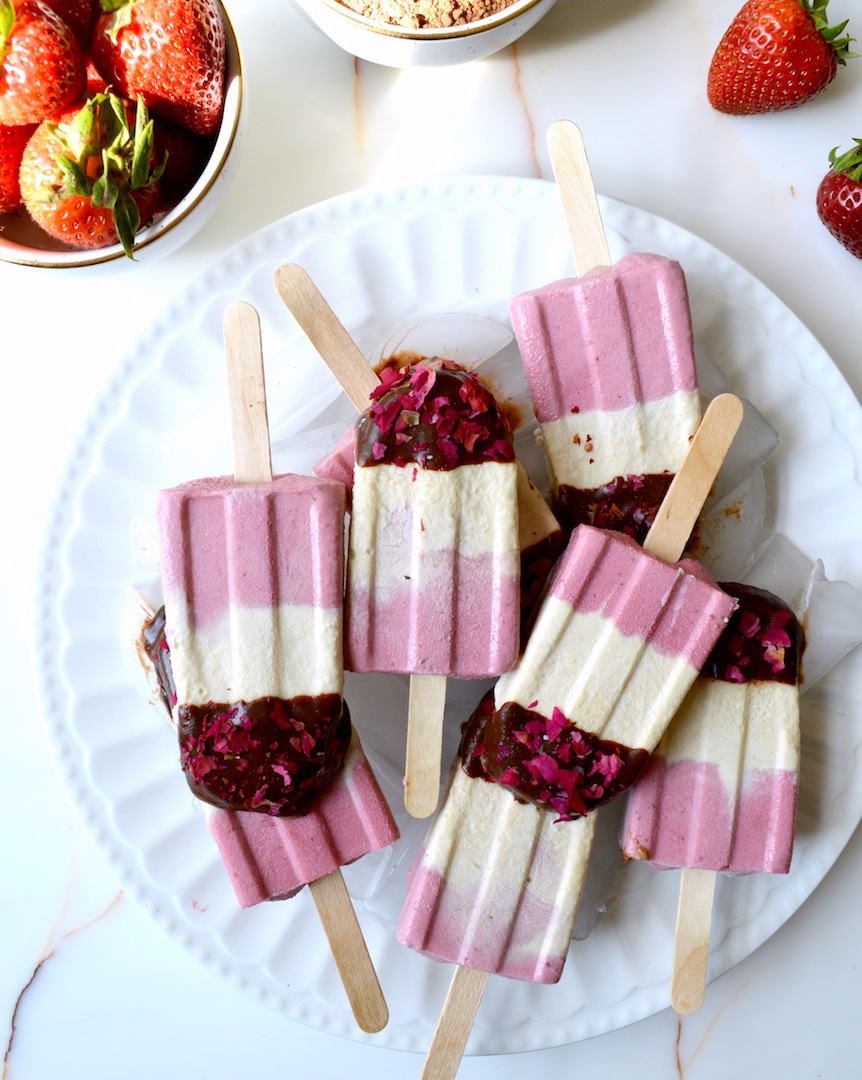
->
[0,0,243,267]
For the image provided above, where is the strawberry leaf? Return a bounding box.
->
[131,98,155,189]
[112,190,141,260]
[99,0,136,42]
[829,138,862,182]
[0,0,15,61]
[804,0,857,63]
[56,154,90,198]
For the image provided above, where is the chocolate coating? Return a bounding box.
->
[143,605,350,816]
[554,473,674,544]
[706,582,802,686]
[355,358,515,470]
[459,692,648,821]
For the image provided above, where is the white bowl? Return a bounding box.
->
[289,0,558,67]
[0,1,245,269]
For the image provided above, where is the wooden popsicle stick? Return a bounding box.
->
[405,674,448,818]
[639,391,741,1016]
[547,119,612,275]
[273,262,378,411]
[224,300,273,483]
[273,262,447,819]
[222,300,389,1034]
[643,392,744,564]
[419,966,490,1080]
[671,867,716,1015]
[308,871,389,1033]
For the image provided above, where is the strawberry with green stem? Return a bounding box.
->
[817,139,862,260]
[19,90,164,256]
[708,0,856,115]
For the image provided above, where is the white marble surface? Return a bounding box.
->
[3,1,861,1077]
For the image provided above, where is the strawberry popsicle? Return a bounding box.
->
[274,259,529,819]
[313,419,565,642]
[621,582,802,875]
[400,511,736,983]
[511,252,701,540]
[510,121,701,542]
[398,690,597,984]
[153,300,394,1032]
[345,357,520,679]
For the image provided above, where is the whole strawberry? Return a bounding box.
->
[708,0,856,115]
[0,0,87,125]
[90,0,225,137]
[816,139,862,259]
[19,90,164,256]
[0,119,35,211]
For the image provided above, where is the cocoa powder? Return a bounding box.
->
[336,0,518,30]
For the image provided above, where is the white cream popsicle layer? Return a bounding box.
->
[622,584,801,875]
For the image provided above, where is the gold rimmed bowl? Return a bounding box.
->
[0,1,244,270]
[288,0,559,67]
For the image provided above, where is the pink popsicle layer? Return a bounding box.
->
[207,734,399,907]
[622,755,797,875]
[346,547,519,678]
[546,525,732,670]
[157,473,345,627]
[511,252,698,424]
[401,854,571,982]
[314,427,355,489]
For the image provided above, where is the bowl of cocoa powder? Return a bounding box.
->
[288,0,558,67]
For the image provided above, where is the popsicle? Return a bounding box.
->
[345,355,520,678]
[621,581,802,1013]
[273,263,545,819]
[398,689,598,984]
[510,120,702,542]
[154,300,392,1032]
[406,390,743,1080]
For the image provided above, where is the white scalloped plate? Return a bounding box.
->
[34,177,862,1055]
